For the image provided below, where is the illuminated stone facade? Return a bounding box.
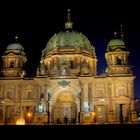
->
[0,10,138,125]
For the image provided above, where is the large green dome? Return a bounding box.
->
[107,39,127,51]
[7,43,24,50]
[42,30,94,55]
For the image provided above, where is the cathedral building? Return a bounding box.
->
[0,9,138,125]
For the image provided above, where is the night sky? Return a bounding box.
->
[0,1,139,101]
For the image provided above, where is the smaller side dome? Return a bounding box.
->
[108,39,125,46]
[7,43,24,50]
[107,39,127,51]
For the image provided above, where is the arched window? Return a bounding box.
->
[10,61,14,68]
[97,90,103,98]
[40,94,44,99]
[27,91,32,99]
[61,67,69,76]
[7,91,12,98]
[82,60,89,68]
[116,57,122,65]
[70,61,74,69]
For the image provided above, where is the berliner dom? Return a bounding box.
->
[0,10,138,125]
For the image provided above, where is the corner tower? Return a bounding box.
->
[105,30,132,76]
[105,27,138,123]
[0,36,27,77]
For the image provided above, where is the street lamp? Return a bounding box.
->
[92,112,96,123]
[77,92,82,124]
[47,92,51,124]
[27,112,32,124]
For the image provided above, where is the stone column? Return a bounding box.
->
[82,83,89,112]
[126,82,129,97]
[127,82,131,98]
[108,83,114,123]
[130,82,134,98]
[92,60,96,75]
[92,83,96,98]
[15,85,19,100]
[2,86,5,98]
[81,83,84,112]
[2,106,5,124]
[92,83,96,113]
[112,83,116,97]
[105,84,107,98]
[130,100,138,122]
[88,83,92,111]
[48,99,52,124]
[35,85,40,103]
[0,86,2,98]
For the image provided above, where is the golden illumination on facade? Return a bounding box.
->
[0,10,138,125]
[16,118,25,125]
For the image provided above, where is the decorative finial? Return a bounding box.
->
[15,35,19,42]
[120,24,124,40]
[114,32,117,38]
[65,9,73,30]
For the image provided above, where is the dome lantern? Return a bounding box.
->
[65,9,73,30]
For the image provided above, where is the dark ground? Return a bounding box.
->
[0,124,140,139]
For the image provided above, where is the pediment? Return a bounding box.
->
[117,95,131,100]
[3,98,14,105]
[6,52,17,56]
[113,95,132,104]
